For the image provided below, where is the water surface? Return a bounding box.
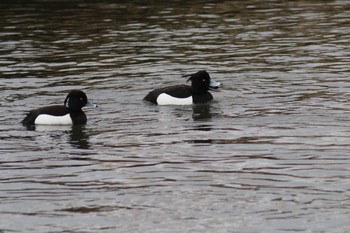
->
[1,0,350,232]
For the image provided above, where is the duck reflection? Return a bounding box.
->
[69,125,90,149]
[24,124,90,149]
[192,103,212,121]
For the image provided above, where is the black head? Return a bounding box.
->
[185,70,211,95]
[64,90,94,111]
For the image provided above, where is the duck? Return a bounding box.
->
[22,90,97,125]
[143,70,222,105]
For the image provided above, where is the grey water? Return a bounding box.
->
[1,0,350,232]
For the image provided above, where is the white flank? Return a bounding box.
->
[34,114,73,125]
[157,93,193,105]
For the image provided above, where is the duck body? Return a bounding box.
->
[144,85,213,105]
[22,90,96,125]
[143,70,221,106]
[22,105,85,125]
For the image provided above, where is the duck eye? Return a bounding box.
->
[80,98,83,101]
[203,79,205,82]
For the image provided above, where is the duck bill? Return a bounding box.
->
[84,101,97,108]
[209,80,223,89]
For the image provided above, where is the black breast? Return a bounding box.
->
[70,111,87,124]
[192,92,213,104]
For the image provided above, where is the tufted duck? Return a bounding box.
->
[143,70,222,105]
[22,90,96,125]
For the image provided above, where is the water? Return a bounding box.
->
[1,0,350,232]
